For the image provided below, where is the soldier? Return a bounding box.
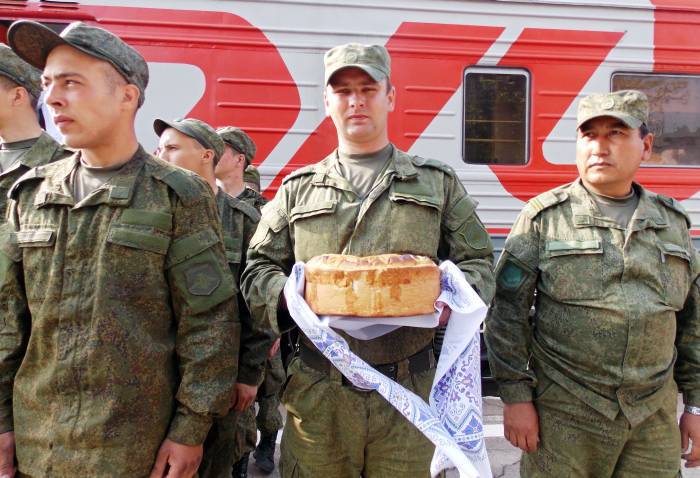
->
[155,120,273,478]
[485,90,700,477]
[0,44,69,215]
[214,126,282,477]
[241,43,495,477]
[0,21,239,478]
[243,165,261,193]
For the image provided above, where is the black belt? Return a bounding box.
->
[299,341,435,391]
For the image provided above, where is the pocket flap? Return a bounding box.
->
[108,225,170,255]
[224,236,242,264]
[660,242,691,262]
[289,200,336,223]
[15,229,56,247]
[545,239,602,257]
[389,191,441,210]
[120,209,173,233]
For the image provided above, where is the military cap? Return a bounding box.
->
[154,118,225,161]
[243,165,261,191]
[216,126,257,165]
[324,43,390,85]
[0,43,41,99]
[7,21,149,107]
[577,90,648,129]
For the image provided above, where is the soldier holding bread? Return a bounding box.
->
[241,43,495,477]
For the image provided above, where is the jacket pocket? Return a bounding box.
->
[107,225,170,255]
[540,239,603,301]
[659,242,691,309]
[289,200,338,261]
[388,191,441,255]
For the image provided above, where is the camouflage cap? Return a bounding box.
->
[243,165,261,190]
[324,43,390,85]
[216,126,256,165]
[8,21,149,107]
[0,43,41,99]
[154,118,225,161]
[577,90,648,129]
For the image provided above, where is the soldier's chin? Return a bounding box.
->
[61,134,88,149]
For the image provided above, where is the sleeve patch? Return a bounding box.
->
[498,259,527,291]
[185,262,222,296]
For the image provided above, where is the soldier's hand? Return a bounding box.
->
[231,382,258,412]
[0,431,15,478]
[437,302,452,327]
[680,412,700,467]
[149,439,202,478]
[503,401,539,453]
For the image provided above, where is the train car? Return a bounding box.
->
[2,0,699,390]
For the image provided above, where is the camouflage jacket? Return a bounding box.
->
[0,132,70,217]
[485,179,700,426]
[216,187,273,386]
[241,146,495,365]
[0,146,239,477]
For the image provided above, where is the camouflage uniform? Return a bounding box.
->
[0,146,239,477]
[0,45,70,215]
[0,132,69,215]
[242,146,495,477]
[256,352,285,436]
[486,181,700,477]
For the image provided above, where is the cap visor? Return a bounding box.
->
[577,112,642,130]
[325,64,386,85]
[8,21,68,70]
[153,118,177,137]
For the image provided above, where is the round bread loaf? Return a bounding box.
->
[304,254,440,317]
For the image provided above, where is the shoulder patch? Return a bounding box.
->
[282,164,317,185]
[523,189,568,220]
[657,194,691,228]
[411,156,455,175]
[9,166,47,200]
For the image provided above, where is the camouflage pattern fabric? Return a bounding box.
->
[257,352,284,436]
[485,179,700,473]
[0,132,69,217]
[576,89,648,129]
[200,186,273,478]
[0,43,42,99]
[0,146,239,477]
[521,371,681,477]
[241,146,494,476]
[279,358,437,477]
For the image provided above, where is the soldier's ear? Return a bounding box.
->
[122,84,140,110]
[323,87,331,117]
[202,148,215,166]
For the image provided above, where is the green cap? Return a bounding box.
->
[577,90,648,129]
[216,126,256,165]
[0,43,41,99]
[154,118,225,162]
[243,165,261,191]
[324,43,390,85]
[8,21,149,107]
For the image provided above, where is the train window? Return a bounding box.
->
[612,73,700,167]
[463,68,529,165]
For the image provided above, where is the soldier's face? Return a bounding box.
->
[576,116,653,196]
[215,145,244,179]
[157,128,210,175]
[42,45,133,149]
[324,68,395,146]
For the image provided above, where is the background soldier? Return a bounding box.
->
[241,43,495,477]
[485,90,700,477]
[0,21,238,478]
[155,119,274,478]
[0,44,69,215]
[214,128,283,476]
[243,165,261,193]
